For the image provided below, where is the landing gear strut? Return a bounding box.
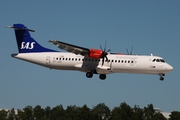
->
[86,72,93,78]
[99,74,106,80]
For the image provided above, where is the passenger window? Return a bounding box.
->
[115,60,117,63]
[128,61,130,63]
[66,58,68,60]
[62,58,64,60]
[72,58,74,61]
[79,58,81,61]
[56,57,58,60]
[118,60,120,63]
[75,58,77,61]
[125,60,126,63]
[122,60,123,63]
[112,60,114,62]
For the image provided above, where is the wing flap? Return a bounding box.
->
[49,40,90,55]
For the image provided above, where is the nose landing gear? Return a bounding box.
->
[160,76,164,81]
[159,74,165,81]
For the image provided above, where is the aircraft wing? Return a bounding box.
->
[48,40,90,56]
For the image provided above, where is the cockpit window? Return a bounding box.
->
[160,59,165,63]
[152,59,165,63]
[156,59,160,62]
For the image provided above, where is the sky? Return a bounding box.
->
[0,1,180,112]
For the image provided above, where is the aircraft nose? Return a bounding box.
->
[166,64,173,71]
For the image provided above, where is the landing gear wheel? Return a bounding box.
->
[160,76,164,81]
[86,72,93,78]
[99,74,106,80]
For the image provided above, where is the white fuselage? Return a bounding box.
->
[11,52,173,75]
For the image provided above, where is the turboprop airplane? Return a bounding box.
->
[7,24,173,80]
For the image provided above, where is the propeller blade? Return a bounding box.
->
[126,48,129,55]
[107,49,111,53]
[105,56,108,61]
[104,41,107,52]
[130,46,133,55]
[102,57,104,66]
[100,41,110,66]
[100,45,103,51]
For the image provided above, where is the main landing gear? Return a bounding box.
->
[86,72,106,80]
[99,74,106,80]
[86,72,93,78]
[159,74,165,81]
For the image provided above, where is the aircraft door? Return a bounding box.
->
[46,56,50,65]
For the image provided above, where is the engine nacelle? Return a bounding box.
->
[88,49,103,58]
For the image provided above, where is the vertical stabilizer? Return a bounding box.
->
[9,24,56,53]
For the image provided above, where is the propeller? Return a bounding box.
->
[100,41,110,66]
[126,46,133,55]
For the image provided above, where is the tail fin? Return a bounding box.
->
[8,24,57,53]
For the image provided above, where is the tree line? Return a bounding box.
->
[0,102,180,120]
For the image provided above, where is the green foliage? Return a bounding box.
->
[65,105,78,120]
[91,103,110,120]
[169,111,180,120]
[132,105,144,120]
[44,106,51,119]
[111,102,133,120]
[77,104,91,120]
[7,108,17,120]
[0,102,179,120]
[144,104,155,120]
[17,109,25,120]
[33,105,45,120]
[0,109,8,120]
[50,104,64,120]
[153,112,166,120]
[23,105,33,120]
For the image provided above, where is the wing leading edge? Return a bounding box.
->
[49,40,90,56]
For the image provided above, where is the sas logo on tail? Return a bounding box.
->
[21,42,35,49]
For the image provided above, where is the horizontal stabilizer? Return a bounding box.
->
[6,26,35,32]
